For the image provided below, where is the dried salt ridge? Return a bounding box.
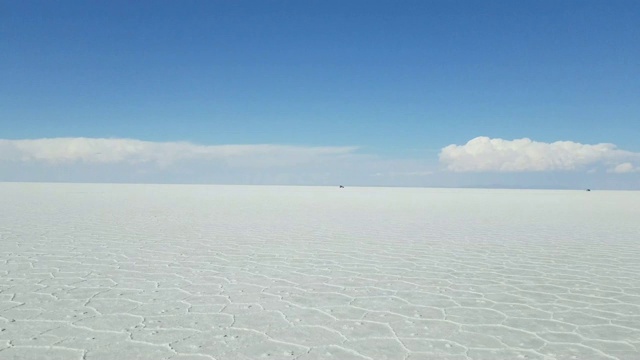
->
[0,183,639,360]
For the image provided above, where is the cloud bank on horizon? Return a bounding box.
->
[440,137,640,173]
[1,136,639,187]
[0,138,359,168]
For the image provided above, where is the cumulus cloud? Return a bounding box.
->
[608,162,640,174]
[439,136,640,173]
[0,138,359,168]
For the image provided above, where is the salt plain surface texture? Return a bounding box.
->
[0,183,639,360]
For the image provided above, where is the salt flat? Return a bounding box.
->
[0,183,639,360]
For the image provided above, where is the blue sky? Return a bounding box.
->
[1,0,639,188]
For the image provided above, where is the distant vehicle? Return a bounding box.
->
[339,185,344,188]
[586,189,591,191]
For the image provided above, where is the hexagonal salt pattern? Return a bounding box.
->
[1,183,639,359]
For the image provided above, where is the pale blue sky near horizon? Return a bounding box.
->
[1,0,639,188]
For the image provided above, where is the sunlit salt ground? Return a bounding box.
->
[0,183,639,360]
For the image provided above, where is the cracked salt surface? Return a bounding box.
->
[1,183,639,359]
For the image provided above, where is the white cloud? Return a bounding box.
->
[3,136,639,188]
[0,138,446,186]
[608,162,639,174]
[439,136,640,172]
[0,138,359,168]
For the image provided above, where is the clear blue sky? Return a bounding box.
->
[1,0,639,187]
